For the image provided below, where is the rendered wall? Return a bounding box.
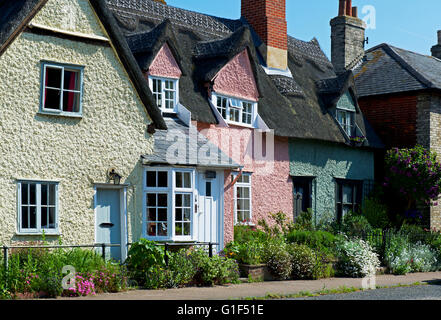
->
[0,0,154,245]
[290,139,374,223]
[196,122,293,244]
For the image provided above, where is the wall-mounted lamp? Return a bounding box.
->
[107,168,122,185]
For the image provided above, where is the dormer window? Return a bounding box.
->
[213,93,256,127]
[149,76,178,113]
[336,109,355,136]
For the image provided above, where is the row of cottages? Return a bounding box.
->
[0,0,227,260]
[330,0,441,229]
[106,0,382,251]
[0,0,381,261]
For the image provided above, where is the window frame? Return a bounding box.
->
[143,167,195,241]
[17,180,59,235]
[212,93,257,127]
[292,176,314,219]
[233,172,253,225]
[148,76,179,113]
[335,178,363,224]
[336,108,355,137]
[40,61,84,117]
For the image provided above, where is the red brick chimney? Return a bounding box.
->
[241,0,288,70]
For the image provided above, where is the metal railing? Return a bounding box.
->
[2,241,219,272]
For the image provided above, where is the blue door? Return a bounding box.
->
[96,189,121,261]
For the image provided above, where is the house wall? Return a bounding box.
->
[358,92,418,148]
[0,0,154,245]
[289,139,375,223]
[147,43,182,79]
[196,122,292,244]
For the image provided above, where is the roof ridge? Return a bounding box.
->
[383,43,435,89]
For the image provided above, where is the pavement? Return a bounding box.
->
[62,271,441,300]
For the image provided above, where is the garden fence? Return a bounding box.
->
[1,241,219,274]
[351,229,437,260]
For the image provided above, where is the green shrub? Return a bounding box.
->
[336,237,380,278]
[342,212,374,237]
[362,197,390,229]
[262,241,292,280]
[294,209,314,231]
[234,225,269,244]
[161,250,196,288]
[286,230,339,256]
[287,244,317,280]
[384,234,412,275]
[224,240,265,265]
[189,249,239,286]
[125,239,167,287]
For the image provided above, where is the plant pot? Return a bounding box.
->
[238,264,266,281]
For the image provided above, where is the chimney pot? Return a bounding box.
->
[346,0,352,16]
[352,7,358,18]
[339,0,347,16]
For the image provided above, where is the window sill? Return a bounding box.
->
[38,110,83,119]
[15,232,61,236]
[235,222,255,227]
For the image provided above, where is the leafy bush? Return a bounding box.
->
[362,196,390,229]
[293,209,314,231]
[161,250,196,288]
[336,237,380,278]
[233,226,269,244]
[125,239,167,287]
[341,212,374,237]
[385,234,439,274]
[287,244,317,280]
[286,230,339,256]
[224,240,265,265]
[262,240,292,280]
[189,248,239,286]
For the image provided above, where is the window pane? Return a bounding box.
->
[21,184,28,205]
[49,184,56,205]
[206,181,212,197]
[49,207,56,229]
[147,193,157,207]
[29,206,37,229]
[175,223,183,236]
[147,223,156,236]
[175,208,182,221]
[44,89,61,110]
[229,108,240,122]
[183,194,191,207]
[41,184,48,206]
[45,67,62,88]
[64,70,80,91]
[176,172,182,188]
[147,171,157,187]
[62,91,80,113]
[41,207,48,229]
[148,208,156,221]
[343,185,353,204]
[158,171,168,187]
[184,208,191,221]
[158,223,167,236]
[175,194,182,207]
[21,207,29,229]
[183,172,191,188]
[158,194,168,207]
[183,223,190,236]
[158,208,167,222]
[29,184,36,205]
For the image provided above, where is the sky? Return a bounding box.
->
[166,0,441,59]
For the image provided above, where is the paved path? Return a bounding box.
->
[63,272,441,300]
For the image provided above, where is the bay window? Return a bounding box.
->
[144,168,195,240]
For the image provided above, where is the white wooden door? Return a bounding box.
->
[196,172,221,252]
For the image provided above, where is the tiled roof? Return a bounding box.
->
[142,117,239,168]
[354,43,441,97]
